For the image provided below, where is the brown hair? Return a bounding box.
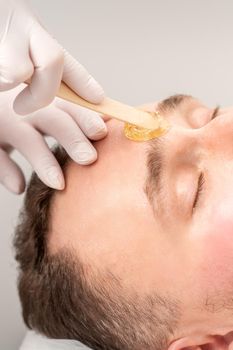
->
[14,146,181,350]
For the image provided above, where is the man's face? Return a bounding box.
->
[50,96,233,335]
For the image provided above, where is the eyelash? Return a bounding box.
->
[211,106,220,120]
[193,172,205,211]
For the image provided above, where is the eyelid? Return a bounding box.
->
[175,171,198,218]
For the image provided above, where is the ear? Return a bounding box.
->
[167,335,228,350]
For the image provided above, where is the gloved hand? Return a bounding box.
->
[0,86,107,194]
[0,0,104,114]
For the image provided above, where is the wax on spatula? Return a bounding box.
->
[124,111,169,141]
[25,80,170,141]
[56,83,170,141]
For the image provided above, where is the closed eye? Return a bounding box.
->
[191,107,218,211]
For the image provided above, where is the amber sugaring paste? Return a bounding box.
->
[124,111,169,142]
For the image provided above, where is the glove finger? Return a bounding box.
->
[28,107,98,165]
[13,25,64,115]
[102,115,112,122]
[55,99,107,140]
[62,49,104,104]
[0,35,34,91]
[0,148,25,194]
[10,123,64,190]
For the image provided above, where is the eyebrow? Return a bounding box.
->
[144,137,166,214]
[157,94,193,114]
[144,94,194,215]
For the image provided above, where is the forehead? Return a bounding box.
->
[49,119,151,250]
[75,118,149,189]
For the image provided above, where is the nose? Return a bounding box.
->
[162,111,233,167]
[198,112,233,157]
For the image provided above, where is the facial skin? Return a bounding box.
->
[49,96,233,349]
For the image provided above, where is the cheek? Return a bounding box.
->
[198,198,233,289]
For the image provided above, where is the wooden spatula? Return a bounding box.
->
[25,80,167,132]
[57,82,165,131]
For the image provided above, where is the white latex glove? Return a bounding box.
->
[0,86,107,194]
[0,0,104,114]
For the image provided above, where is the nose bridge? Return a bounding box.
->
[165,126,197,165]
[199,115,233,154]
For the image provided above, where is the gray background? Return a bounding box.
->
[1,0,233,349]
